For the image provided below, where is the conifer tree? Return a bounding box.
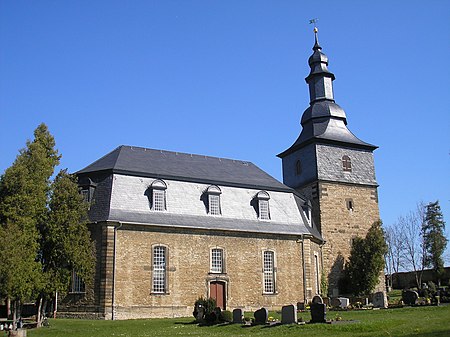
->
[422,201,447,284]
[344,221,388,296]
[0,124,60,324]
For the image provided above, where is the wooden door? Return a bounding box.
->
[209,281,226,309]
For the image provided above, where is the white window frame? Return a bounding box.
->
[205,185,222,216]
[210,248,224,273]
[342,155,352,172]
[255,191,270,220]
[152,245,168,294]
[263,250,276,294]
[150,179,167,211]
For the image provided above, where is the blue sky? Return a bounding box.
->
[1,1,449,258]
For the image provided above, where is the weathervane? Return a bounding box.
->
[309,18,319,33]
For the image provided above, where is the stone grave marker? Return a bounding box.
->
[312,295,323,304]
[232,308,243,324]
[254,307,268,325]
[297,301,305,310]
[338,297,349,308]
[402,290,419,305]
[281,304,297,324]
[330,297,341,308]
[310,303,326,323]
[373,291,388,308]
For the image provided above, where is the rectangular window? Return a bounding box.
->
[209,194,221,215]
[263,251,275,294]
[211,248,224,273]
[81,189,89,202]
[152,246,167,293]
[153,189,166,211]
[259,200,270,220]
[71,270,85,293]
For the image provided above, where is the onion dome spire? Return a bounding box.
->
[277,28,376,159]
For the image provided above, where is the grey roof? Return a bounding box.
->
[78,145,291,192]
[108,209,323,241]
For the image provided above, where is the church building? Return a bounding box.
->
[62,31,381,319]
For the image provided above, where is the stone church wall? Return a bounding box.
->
[111,225,318,319]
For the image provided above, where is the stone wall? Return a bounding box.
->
[107,225,321,319]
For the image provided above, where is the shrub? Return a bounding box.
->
[193,297,217,322]
[220,310,232,322]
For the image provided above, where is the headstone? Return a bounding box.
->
[373,291,388,308]
[310,303,326,323]
[364,297,369,306]
[195,306,204,321]
[402,290,419,305]
[312,295,323,304]
[281,304,297,324]
[232,308,243,324]
[297,302,305,310]
[338,297,349,308]
[323,297,330,306]
[330,297,341,307]
[254,307,268,325]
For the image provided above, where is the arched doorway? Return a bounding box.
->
[209,281,226,309]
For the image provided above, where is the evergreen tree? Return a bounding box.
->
[344,221,388,296]
[0,124,60,324]
[37,170,95,324]
[422,201,447,284]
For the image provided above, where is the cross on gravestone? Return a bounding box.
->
[310,302,326,323]
[254,307,269,325]
[281,304,297,324]
[232,308,243,324]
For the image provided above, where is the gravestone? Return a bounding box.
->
[310,303,326,323]
[330,297,341,307]
[312,295,323,304]
[402,290,419,305]
[338,297,349,308]
[281,304,297,324]
[195,306,204,321]
[254,307,268,325]
[232,308,243,324]
[373,291,388,308]
[297,302,305,310]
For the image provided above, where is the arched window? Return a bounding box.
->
[149,179,167,211]
[204,185,222,215]
[210,247,225,273]
[254,191,270,220]
[263,250,276,294]
[342,155,352,172]
[152,245,168,294]
[296,160,302,176]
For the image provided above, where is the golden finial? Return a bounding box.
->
[314,27,318,33]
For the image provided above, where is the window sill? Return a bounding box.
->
[262,292,278,296]
[151,292,170,296]
[208,272,227,275]
[68,291,86,295]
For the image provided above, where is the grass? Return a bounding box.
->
[26,305,450,337]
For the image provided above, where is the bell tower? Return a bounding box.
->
[278,29,381,296]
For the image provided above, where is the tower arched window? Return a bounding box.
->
[342,155,352,172]
[295,160,302,176]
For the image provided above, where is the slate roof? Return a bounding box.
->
[77,145,291,192]
[108,209,323,240]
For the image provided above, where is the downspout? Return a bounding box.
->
[300,234,307,304]
[112,222,123,320]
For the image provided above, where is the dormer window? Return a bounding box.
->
[149,179,167,211]
[255,191,270,220]
[342,155,352,172]
[204,185,222,215]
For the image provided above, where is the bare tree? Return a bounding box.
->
[385,224,405,288]
[400,202,427,289]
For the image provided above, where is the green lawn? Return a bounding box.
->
[27,305,450,337]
